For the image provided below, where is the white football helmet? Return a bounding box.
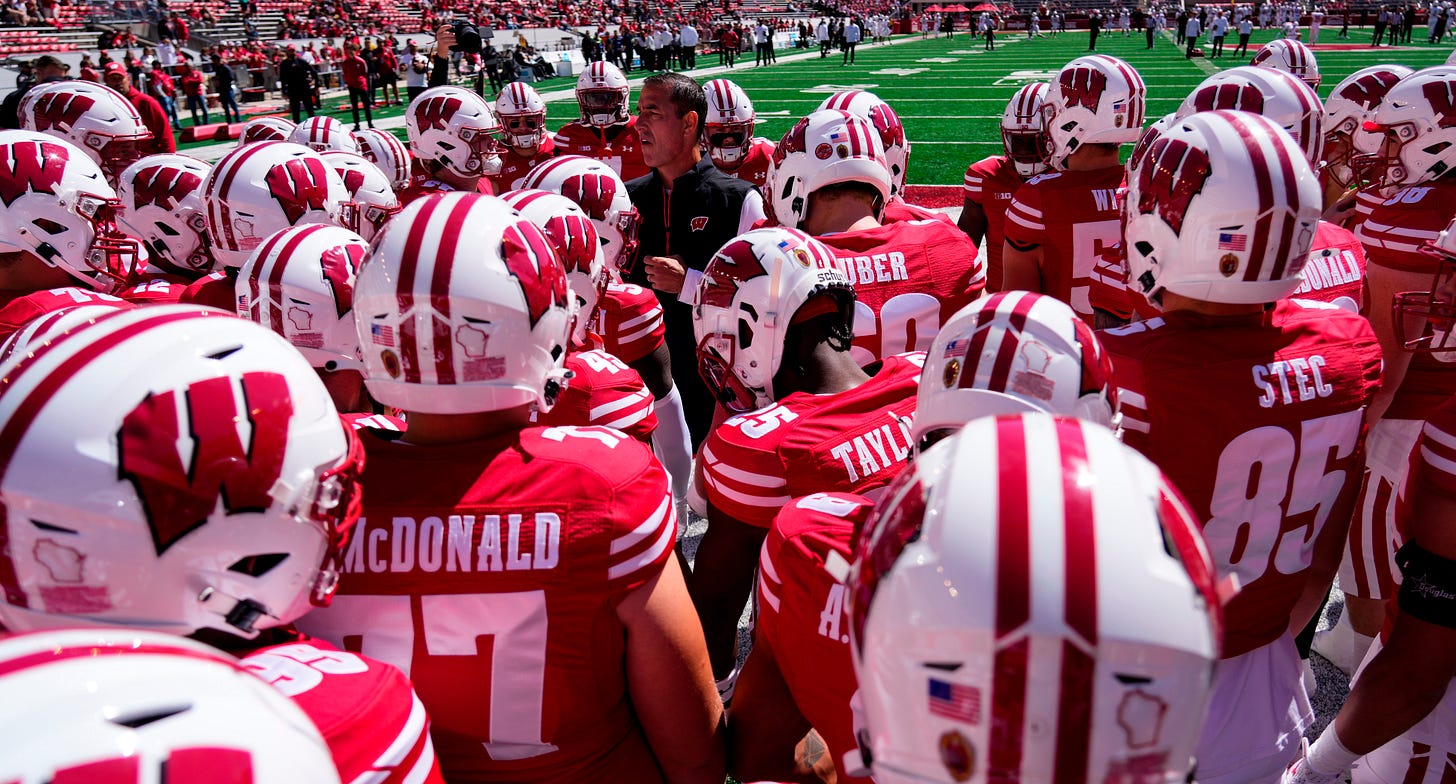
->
[1251,38,1322,89]
[1394,214,1456,357]
[1355,66,1456,188]
[0,629,341,784]
[0,305,364,639]
[692,227,855,414]
[406,86,504,179]
[1000,82,1050,178]
[1043,55,1147,169]
[203,141,348,269]
[288,115,361,155]
[575,61,630,127]
[18,80,152,186]
[767,109,891,230]
[501,189,606,345]
[915,291,1119,447]
[117,154,215,277]
[1125,110,1321,305]
[495,81,548,149]
[237,115,297,147]
[1129,111,1179,172]
[818,90,911,197]
[1322,65,1412,188]
[236,223,369,371]
[849,413,1220,784]
[0,300,135,373]
[704,78,757,169]
[354,192,574,415]
[320,151,401,242]
[352,128,412,191]
[0,130,144,291]
[522,155,641,273]
[1176,66,1324,166]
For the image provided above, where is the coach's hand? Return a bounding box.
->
[644,254,687,294]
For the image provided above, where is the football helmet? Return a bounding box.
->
[915,291,1118,447]
[501,189,606,345]
[1394,214,1456,358]
[1129,111,1178,172]
[692,227,855,413]
[0,305,364,639]
[703,78,757,169]
[352,128,413,191]
[288,115,361,155]
[495,81,548,149]
[406,85,504,179]
[354,192,575,415]
[1354,66,1456,188]
[767,109,891,230]
[320,151,401,242]
[0,300,135,373]
[1176,66,1324,166]
[236,223,369,371]
[848,413,1220,784]
[575,61,630,127]
[1125,110,1321,305]
[238,115,297,147]
[818,90,912,197]
[1251,38,1322,89]
[0,130,144,291]
[1000,81,1050,178]
[18,80,152,186]
[0,629,340,784]
[203,141,348,269]
[1323,65,1412,189]
[1042,55,1147,169]
[521,155,642,272]
[116,154,215,277]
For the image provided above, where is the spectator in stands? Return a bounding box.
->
[279,45,319,122]
[341,42,373,131]
[12,61,31,93]
[146,61,181,131]
[0,53,65,129]
[78,55,100,83]
[210,53,242,124]
[103,61,174,153]
[157,37,177,68]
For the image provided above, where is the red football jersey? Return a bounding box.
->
[550,117,650,182]
[716,137,775,189]
[881,197,954,226]
[756,492,873,784]
[1101,300,1382,657]
[179,270,237,312]
[1003,167,1127,322]
[1289,220,1368,314]
[817,219,985,365]
[962,154,1024,293]
[700,353,923,528]
[117,273,191,305]
[534,348,657,442]
[241,637,444,784]
[396,159,495,207]
[1356,181,1456,274]
[1412,395,1456,508]
[0,287,130,340]
[297,425,677,783]
[591,281,664,364]
[488,136,556,194]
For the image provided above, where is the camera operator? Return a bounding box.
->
[428,21,486,88]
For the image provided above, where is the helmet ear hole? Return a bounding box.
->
[738,317,753,350]
[227,553,290,577]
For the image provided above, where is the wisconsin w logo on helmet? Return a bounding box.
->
[131,164,203,211]
[772,116,811,167]
[501,221,570,327]
[1337,71,1403,111]
[1191,83,1265,114]
[0,139,68,207]
[28,91,95,133]
[1136,137,1212,236]
[700,238,768,309]
[1059,66,1108,112]
[118,372,293,556]
[562,173,616,221]
[264,157,332,225]
[320,243,363,319]
[416,95,463,133]
[1423,80,1456,129]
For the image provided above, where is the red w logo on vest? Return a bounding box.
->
[561,172,617,221]
[27,91,95,133]
[1423,80,1456,129]
[1058,66,1108,112]
[1190,82,1265,114]
[118,372,294,556]
[772,116,811,167]
[320,242,364,319]
[0,139,68,207]
[131,164,202,211]
[501,221,570,327]
[415,95,463,133]
[700,238,768,309]
[264,157,333,225]
[1136,137,1211,236]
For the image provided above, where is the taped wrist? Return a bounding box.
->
[1397,540,1456,629]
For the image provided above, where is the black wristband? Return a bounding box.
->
[1397,540,1456,630]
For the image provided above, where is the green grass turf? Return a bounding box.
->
[185,29,1454,187]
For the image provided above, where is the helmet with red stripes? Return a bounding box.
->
[0,301,134,375]
[575,61,630,127]
[1128,111,1178,172]
[495,82,548,149]
[1251,38,1322,89]
[1175,66,1324,166]
[288,115,360,155]
[1322,65,1412,189]
[18,80,151,186]
[237,115,297,147]
[406,86,505,180]
[0,629,341,784]
[353,192,574,415]
[1394,214,1456,359]
[236,224,369,372]
[0,305,363,639]
[1043,55,1146,170]
[203,141,348,269]
[522,155,641,273]
[915,291,1119,448]
[501,189,606,346]
[817,90,911,198]
[1125,110,1322,305]
[692,227,855,414]
[1000,82,1050,179]
[848,413,1220,784]
[320,151,401,242]
[352,128,413,191]
[116,154,215,277]
[1354,66,1456,188]
[767,109,891,230]
[703,78,757,169]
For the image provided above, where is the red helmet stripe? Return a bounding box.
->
[0,639,252,678]
[207,142,274,254]
[395,195,444,383]
[985,291,1038,394]
[990,415,1033,780]
[1052,417,1097,781]
[426,195,476,385]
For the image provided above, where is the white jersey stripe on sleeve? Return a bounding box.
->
[705,473,793,507]
[607,499,676,581]
[1421,445,1456,480]
[590,387,654,420]
[618,307,663,331]
[618,320,663,346]
[610,495,673,555]
[348,692,432,784]
[1005,209,1044,231]
[703,445,788,489]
